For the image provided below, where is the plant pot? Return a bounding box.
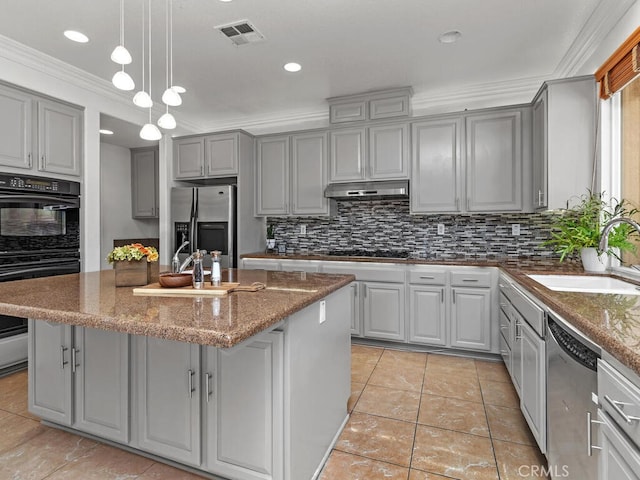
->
[266,239,276,249]
[580,248,608,273]
[114,259,151,287]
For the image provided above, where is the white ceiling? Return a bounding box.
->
[0,0,627,146]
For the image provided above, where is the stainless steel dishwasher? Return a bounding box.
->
[546,313,601,480]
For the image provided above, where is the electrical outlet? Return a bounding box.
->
[512,224,520,236]
[319,300,326,324]
[300,224,307,235]
[437,224,445,235]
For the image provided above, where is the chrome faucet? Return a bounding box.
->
[178,249,208,273]
[172,241,190,273]
[598,217,640,253]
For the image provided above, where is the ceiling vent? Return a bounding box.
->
[215,20,265,46]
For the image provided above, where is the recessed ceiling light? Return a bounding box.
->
[99,129,114,135]
[284,62,302,73]
[64,30,89,43]
[438,30,462,44]
[219,0,233,2]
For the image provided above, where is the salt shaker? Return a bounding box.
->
[211,250,221,286]
[191,251,205,289]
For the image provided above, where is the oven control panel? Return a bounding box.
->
[0,173,80,195]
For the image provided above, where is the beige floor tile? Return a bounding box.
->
[412,425,499,480]
[417,394,489,437]
[368,362,425,392]
[475,360,510,383]
[409,468,456,479]
[425,362,478,380]
[423,371,483,403]
[335,412,416,467]
[427,353,476,369]
[320,450,410,480]
[479,378,519,408]
[0,413,48,455]
[138,462,210,479]
[493,439,549,480]
[351,361,377,384]
[351,344,384,364]
[44,444,155,479]
[485,404,537,446]
[0,370,32,417]
[0,427,98,480]
[354,384,421,422]
[349,382,365,412]
[379,349,428,368]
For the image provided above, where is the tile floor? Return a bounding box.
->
[0,345,547,480]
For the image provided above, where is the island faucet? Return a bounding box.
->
[598,217,640,253]
[172,241,190,273]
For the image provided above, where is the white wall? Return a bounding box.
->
[100,143,159,270]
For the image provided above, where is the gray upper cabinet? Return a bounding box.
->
[131,147,159,219]
[291,132,329,215]
[329,123,408,183]
[174,137,205,179]
[466,110,522,212]
[135,336,201,466]
[532,76,597,210]
[205,330,284,480]
[37,99,82,177]
[411,117,462,213]
[255,135,289,215]
[73,327,130,443]
[205,133,239,177]
[174,132,243,180]
[256,133,328,216]
[329,127,366,182]
[28,320,73,426]
[0,84,32,169]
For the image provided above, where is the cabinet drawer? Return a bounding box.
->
[322,262,405,282]
[598,360,640,444]
[509,285,545,336]
[408,269,446,285]
[451,270,492,287]
[499,292,511,315]
[499,331,511,373]
[499,307,511,348]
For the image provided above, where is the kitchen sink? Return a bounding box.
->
[527,274,640,295]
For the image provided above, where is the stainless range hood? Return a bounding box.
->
[324,180,409,199]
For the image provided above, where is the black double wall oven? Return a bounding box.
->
[0,173,80,374]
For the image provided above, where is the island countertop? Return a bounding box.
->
[0,269,355,348]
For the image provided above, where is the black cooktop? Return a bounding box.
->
[327,249,410,259]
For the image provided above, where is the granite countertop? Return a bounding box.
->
[243,252,640,376]
[0,269,354,348]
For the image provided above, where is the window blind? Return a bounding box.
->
[595,26,640,99]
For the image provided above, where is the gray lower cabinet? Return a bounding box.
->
[519,319,546,452]
[362,281,405,341]
[408,285,446,346]
[204,330,284,480]
[598,410,640,480]
[349,283,362,336]
[135,336,201,466]
[450,287,491,351]
[28,320,73,425]
[74,327,129,443]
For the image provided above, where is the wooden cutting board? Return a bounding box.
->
[133,282,240,296]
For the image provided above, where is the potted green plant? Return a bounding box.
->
[544,191,638,272]
[266,224,276,250]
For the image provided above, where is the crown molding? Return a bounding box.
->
[198,108,330,136]
[553,0,637,77]
[0,34,201,133]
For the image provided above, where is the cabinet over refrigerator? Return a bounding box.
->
[171,185,236,268]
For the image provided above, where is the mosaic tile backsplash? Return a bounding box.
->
[267,199,561,259]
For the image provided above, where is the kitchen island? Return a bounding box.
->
[0,269,355,480]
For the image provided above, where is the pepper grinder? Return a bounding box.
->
[191,251,205,289]
[211,250,221,286]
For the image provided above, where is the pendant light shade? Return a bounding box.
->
[162,87,182,106]
[140,123,162,141]
[110,45,132,65]
[133,91,153,107]
[158,110,177,129]
[112,69,135,90]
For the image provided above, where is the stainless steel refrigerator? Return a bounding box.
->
[171,185,236,268]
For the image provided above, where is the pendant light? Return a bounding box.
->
[111,0,132,64]
[161,0,182,107]
[133,0,152,108]
[112,66,135,91]
[158,105,177,130]
[140,0,161,141]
